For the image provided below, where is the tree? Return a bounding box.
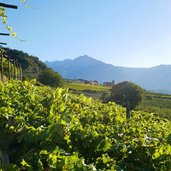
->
[38,69,64,87]
[109,81,143,119]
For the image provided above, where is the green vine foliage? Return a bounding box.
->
[0,5,15,37]
[0,0,29,37]
[0,80,171,170]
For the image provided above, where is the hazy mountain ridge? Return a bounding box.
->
[45,55,171,93]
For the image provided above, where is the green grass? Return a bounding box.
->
[136,92,171,119]
[64,82,110,92]
[144,91,171,99]
[63,82,110,100]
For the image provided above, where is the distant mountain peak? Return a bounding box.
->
[80,55,90,58]
[74,55,94,60]
[74,55,106,65]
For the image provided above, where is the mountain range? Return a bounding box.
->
[45,55,171,93]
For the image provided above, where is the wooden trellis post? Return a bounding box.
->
[10,58,15,79]
[8,56,11,80]
[0,33,10,36]
[0,3,18,9]
[17,63,22,81]
[4,55,11,80]
[19,64,23,81]
[13,60,16,80]
[0,53,3,82]
[16,61,19,80]
[0,149,9,166]
[0,42,7,45]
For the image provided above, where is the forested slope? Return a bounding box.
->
[3,48,63,87]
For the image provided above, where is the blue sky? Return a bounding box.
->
[1,0,171,67]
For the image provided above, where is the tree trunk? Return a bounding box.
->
[126,102,131,119]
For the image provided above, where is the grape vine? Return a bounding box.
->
[0,80,171,170]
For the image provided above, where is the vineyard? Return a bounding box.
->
[64,82,110,99]
[0,80,171,170]
[0,49,22,82]
[64,81,171,120]
[136,92,171,120]
[64,82,110,92]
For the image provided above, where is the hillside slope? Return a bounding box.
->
[4,48,63,87]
